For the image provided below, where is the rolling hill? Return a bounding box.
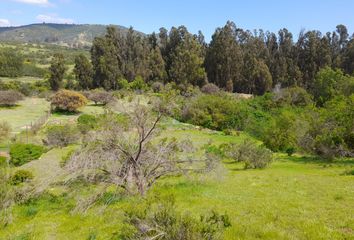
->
[0,23,137,48]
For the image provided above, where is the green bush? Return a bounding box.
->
[11,170,33,185]
[181,94,249,130]
[223,139,273,169]
[120,195,231,240]
[9,143,46,166]
[286,147,296,156]
[45,124,80,147]
[0,156,7,166]
[77,114,98,133]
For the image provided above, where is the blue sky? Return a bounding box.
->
[1,0,354,41]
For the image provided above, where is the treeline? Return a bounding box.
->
[72,21,354,95]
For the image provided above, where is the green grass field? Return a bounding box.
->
[0,98,353,240]
[0,76,44,83]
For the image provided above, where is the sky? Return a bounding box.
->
[0,0,354,41]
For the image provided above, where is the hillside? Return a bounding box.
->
[0,23,136,48]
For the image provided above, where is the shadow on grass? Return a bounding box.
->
[87,103,106,107]
[0,104,21,110]
[281,155,354,166]
[51,110,80,116]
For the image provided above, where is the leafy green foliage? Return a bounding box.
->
[181,94,249,130]
[50,90,87,112]
[9,143,46,166]
[10,170,33,185]
[0,48,23,77]
[74,54,93,90]
[49,53,67,91]
[222,139,273,169]
[45,124,80,147]
[313,67,354,106]
[77,114,98,133]
[120,195,231,240]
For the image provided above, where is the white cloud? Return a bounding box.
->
[0,19,11,26]
[13,0,52,6]
[36,14,74,24]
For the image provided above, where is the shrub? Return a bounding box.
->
[201,83,220,94]
[129,76,148,91]
[181,94,249,130]
[0,121,11,142]
[286,146,296,156]
[223,139,273,169]
[0,90,24,106]
[45,125,80,147]
[151,81,164,93]
[0,156,7,166]
[120,195,231,240]
[77,114,97,133]
[9,143,46,166]
[117,78,130,90]
[50,90,87,112]
[86,90,114,105]
[11,170,33,185]
[273,86,313,107]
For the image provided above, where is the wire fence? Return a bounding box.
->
[11,110,51,145]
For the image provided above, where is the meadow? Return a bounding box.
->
[0,96,353,240]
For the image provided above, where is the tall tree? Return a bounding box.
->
[169,33,206,87]
[205,21,243,91]
[49,53,66,91]
[74,54,93,90]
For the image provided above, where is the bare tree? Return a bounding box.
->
[65,102,213,196]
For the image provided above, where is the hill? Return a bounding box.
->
[0,23,137,48]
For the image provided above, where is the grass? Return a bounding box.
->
[0,102,353,239]
[0,125,353,239]
[0,76,44,82]
[0,98,50,134]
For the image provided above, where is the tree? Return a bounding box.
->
[49,53,66,91]
[205,21,243,91]
[0,90,24,106]
[66,102,215,196]
[86,89,114,105]
[342,39,354,75]
[0,48,23,78]
[74,54,93,90]
[313,67,354,106]
[169,35,206,87]
[50,90,87,112]
[91,26,123,90]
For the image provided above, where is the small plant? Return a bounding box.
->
[286,146,296,156]
[9,143,46,166]
[223,139,273,169]
[0,121,11,142]
[50,90,87,112]
[45,124,80,147]
[77,114,98,133]
[11,170,33,185]
[120,195,231,240]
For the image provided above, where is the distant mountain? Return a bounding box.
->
[0,23,139,48]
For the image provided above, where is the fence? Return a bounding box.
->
[11,110,51,145]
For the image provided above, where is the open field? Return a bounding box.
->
[0,104,353,239]
[0,76,44,83]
